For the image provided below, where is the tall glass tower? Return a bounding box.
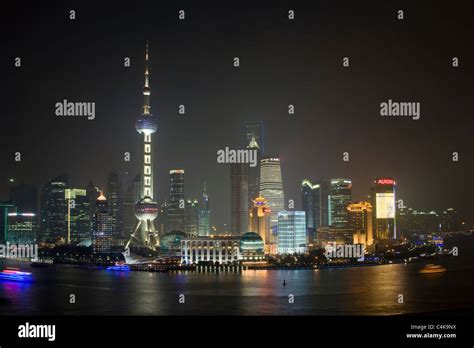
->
[167,169,185,232]
[259,157,285,239]
[198,182,210,236]
[124,43,160,252]
[329,178,352,228]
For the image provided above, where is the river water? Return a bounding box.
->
[1,252,473,315]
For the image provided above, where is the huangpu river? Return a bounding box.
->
[1,250,474,316]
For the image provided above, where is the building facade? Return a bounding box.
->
[92,193,113,254]
[180,236,241,264]
[167,169,185,232]
[198,182,210,236]
[248,196,272,252]
[7,212,37,244]
[185,199,199,237]
[348,201,374,247]
[371,178,397,240]
[106,171,123,239]
[40,175,68,244]
[259,157,285,235]
[277,211,307,255]
[329,178,352,228]
[65,188,90,245]
[230,163,249,235]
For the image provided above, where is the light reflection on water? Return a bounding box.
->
[0,257,473,315]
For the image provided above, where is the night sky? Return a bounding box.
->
[2,0,473,228]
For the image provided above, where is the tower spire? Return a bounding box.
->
[143,41,151,115]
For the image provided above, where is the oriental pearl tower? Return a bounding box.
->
[124,42,160,255]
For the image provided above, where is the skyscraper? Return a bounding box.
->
[86,181,100,223]
[230,163,248,235]
[122,174,141,238]
[244,121,264,219]
[40,175,68,244]
[329,178,352,228]
[185,199,199,237]
[259,157,285,235]
[370,178,396,240]
[247,137,261,205]
[301,179,316,244]
[92,192,113,254]
[277,211,307,255]
[156,201,169,236]
[106,171,123,239]
[198,182,210,236]
[441,208,461,232]
[167,170,185,232]
[248,196,272,253]
[7,212,37,244]
[124,43,160,251]
[244,121,264,154]
[0,202,15,243]
[348,201,374,247]
[65,188,90,245]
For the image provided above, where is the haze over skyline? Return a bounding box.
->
[2,1,473,228]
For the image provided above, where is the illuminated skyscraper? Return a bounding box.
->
[329,178,352,228]
[86,181,100,224]
[40,175,68,244]
[65,188,90,244]
[7,212,37,244]
[246,136,261,209]
[348,201,373,246]
[248,196,271,250]
[259,157,285,236]
[231,163,248,235]
[92,192,113,254]
[122,174,141,238]
[371,178,396,240]
[244,121,264,154]
[185,199,199,237]
[167,170,185,232]
[277,211,307,255]
[441,208,461,232]
[106,171,123,239]
[302,179,316,244]
[198,182,210,236]
[125,43,160,251]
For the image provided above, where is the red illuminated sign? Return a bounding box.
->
[377,179,395,185]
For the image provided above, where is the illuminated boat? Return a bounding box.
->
[106,263,130,272]
[419,264,447,274]
[0,268,33,281]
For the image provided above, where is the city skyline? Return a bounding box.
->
[2,2,473,228]
[1,2,474,345]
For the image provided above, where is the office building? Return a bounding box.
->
[40,175,68,244]
[277,211,307,255]
[92,192,113,254]
[259,157,285,235]
[230,163,248,235]
[329,178,352,228]
[371,178,397,240]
